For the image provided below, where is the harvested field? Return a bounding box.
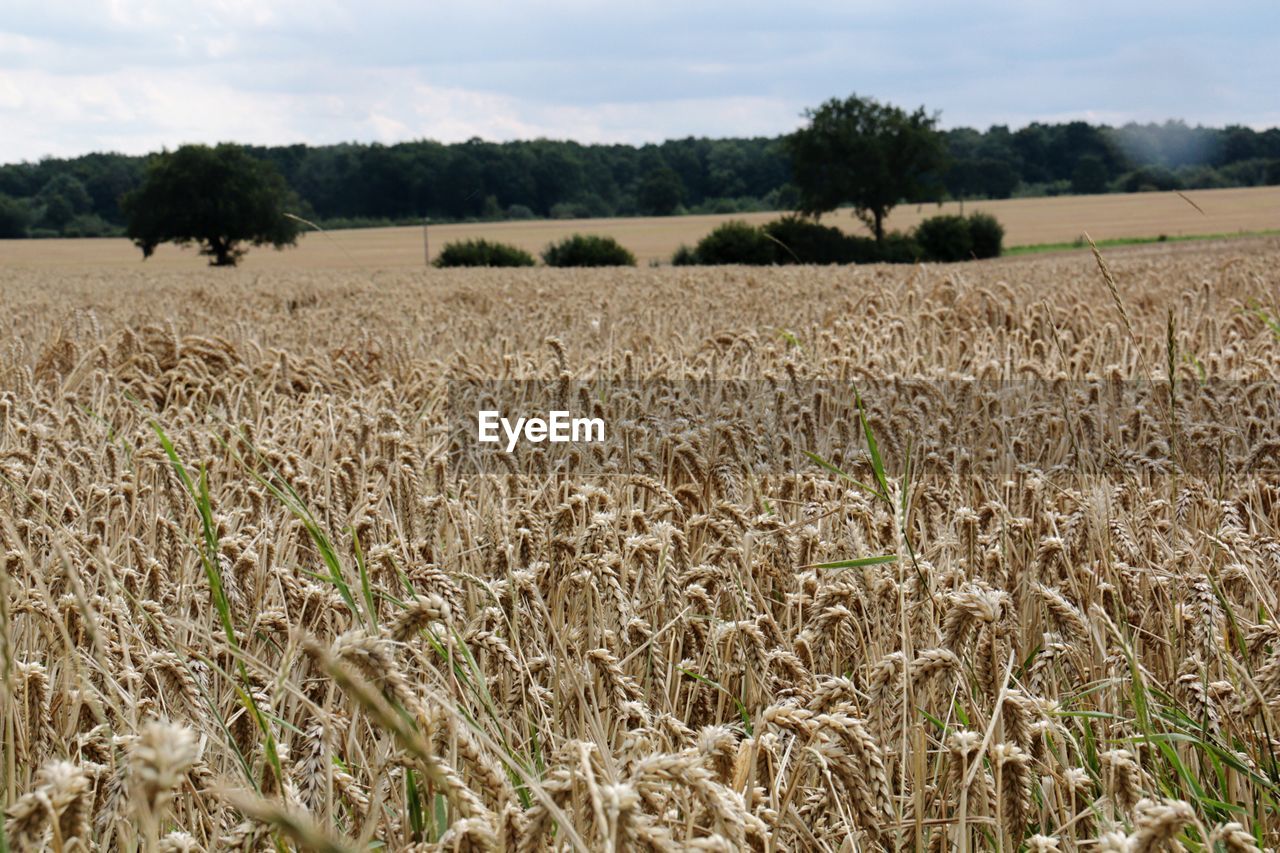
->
[3,240,1280,849]
[2,184,1278,269]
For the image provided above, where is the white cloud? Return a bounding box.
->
[0,67,302,158]
[0,60,803,161]
[0,0,1274,161]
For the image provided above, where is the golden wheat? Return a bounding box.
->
[2,239,1280,850]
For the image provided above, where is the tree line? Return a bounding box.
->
[2,119,1278,239]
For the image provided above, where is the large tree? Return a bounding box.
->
[122,144,300,266]
[786,94,947,242]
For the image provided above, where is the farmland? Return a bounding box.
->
[4,238,1280,850]
[2,184,1278,270]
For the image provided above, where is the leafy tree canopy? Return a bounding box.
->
[2,116,1277,240]
[0,194,29,238]
[37,174,92,229]
[121,144,300,266]
[637,167,685,216]
[786,93,948,241]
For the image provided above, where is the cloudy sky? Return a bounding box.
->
[2,0,1276,162]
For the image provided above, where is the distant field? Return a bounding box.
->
[3,184,1278,269]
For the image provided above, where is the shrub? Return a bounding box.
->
[763,216,922,264]
[1219,158,1273,188]
[506,204,536,220]
[672,217,937,266]
[1115,167,1180,193]
[877,232,924,264]
[691,221,776,265]
[549,195,611,220]
[434,238,536,268]
[914,215,973,262]
[679,218,928,266]
[762,216,853,265]
[1178,166,1229,190]
[542,234,636,267]
[966,212,1004,259]
[671,245,699,266]
[549,203,581,220]
[62,214,116,238]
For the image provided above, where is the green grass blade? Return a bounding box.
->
[803,450,884,501]
[805,555,898,569]
[855,389,891,502]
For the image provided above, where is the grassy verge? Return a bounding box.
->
[1006,228,1280,256]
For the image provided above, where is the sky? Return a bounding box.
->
[1,0,1277,162]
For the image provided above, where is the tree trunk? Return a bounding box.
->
[208,238,234,266]
[873,209,885,244]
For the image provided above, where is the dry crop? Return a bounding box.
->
[2,239,1280,850]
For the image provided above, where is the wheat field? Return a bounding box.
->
[4,239,1280,851]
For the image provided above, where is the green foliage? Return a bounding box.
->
[914,214,973,262]
[1176,166,1229,190]
[690,220,776,265]
[670,244,699,266]
[761,215,886,265]
[913,212,1005,261]
[548,203,579,220]
[944,156,1019,199]
[761,216,847,264]
[2,118,1277,236]
[1218,158,1275,187]
[541,234,636,267]
[786,93,947,241]
[682,217,927,266]
[311,216,410,230]
[876,233,924,264]
[37,174,92,230]
[637,167,685,216]
[1115,166,1181,193]
[687,197,768,215]
[966,212,1005,259]
[1071,154,1110,194]
[61,214,117,238]
[1013,120,1130,188]
[548,194,611,220]
[121,144,300,266]
[765,184,802,210]
[434,238,536,268]
[0,193,29,238]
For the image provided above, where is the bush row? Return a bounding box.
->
[433,212,1004,268]
[435,234,636,268]
[674,212,1004,266]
